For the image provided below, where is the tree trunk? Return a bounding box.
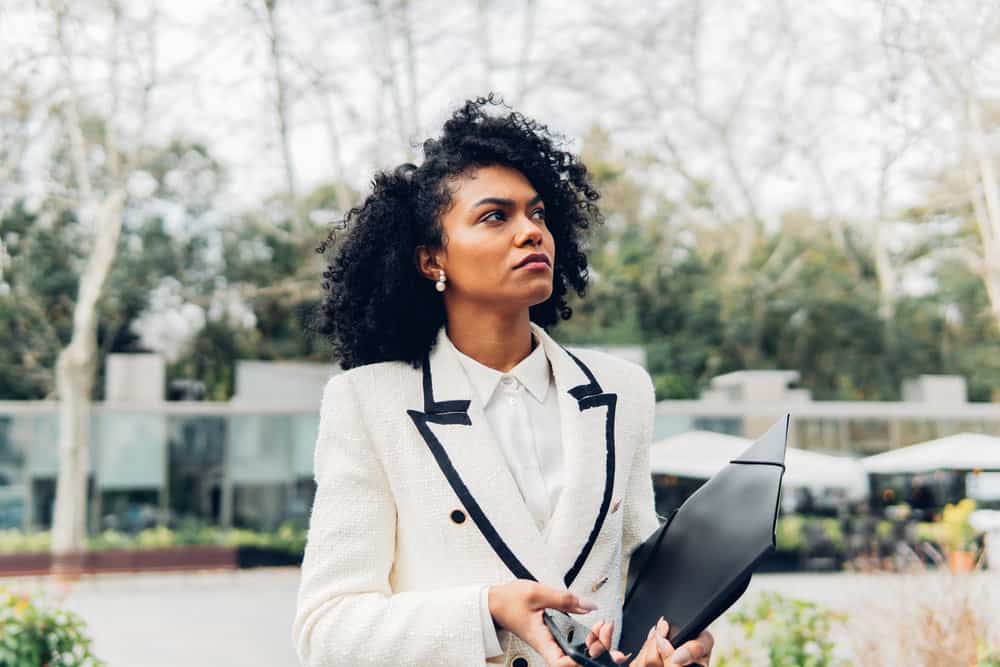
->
[967,98,1000,326]
[264,0,297,200]
[51,192,125,562]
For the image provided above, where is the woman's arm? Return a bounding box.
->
[291,373,487,667]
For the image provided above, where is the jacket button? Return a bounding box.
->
[610,498,621,514]
[592,576,608,592]
[512,658,529,667]
[450,509,466,524]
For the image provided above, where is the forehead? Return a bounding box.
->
[447,164,538,204]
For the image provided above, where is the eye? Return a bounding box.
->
[480,210,506,224]
[531,207,546,221]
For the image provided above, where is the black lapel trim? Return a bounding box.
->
[408,355,536,581]
[420,351,471,424]
[565,349,603,400]
[408,346,618,588]
[563,392,616,587]
[561,347,618,588]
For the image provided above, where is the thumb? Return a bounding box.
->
[533,585,596,613]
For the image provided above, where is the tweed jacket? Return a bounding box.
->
[292,321,660,667]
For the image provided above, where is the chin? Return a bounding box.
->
[526,287,554,306]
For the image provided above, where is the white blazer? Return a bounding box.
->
[292,321,660,667]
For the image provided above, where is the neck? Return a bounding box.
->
[444,306,535,373]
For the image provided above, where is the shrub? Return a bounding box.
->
[775,516,804,554]
[716,592,848,667]
[0,588,103,666]
[919,498,980,552]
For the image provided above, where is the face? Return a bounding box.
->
[419,164,555,311]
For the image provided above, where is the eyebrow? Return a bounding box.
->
[471,194,543,210]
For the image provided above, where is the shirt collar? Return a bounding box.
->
[447,329,551,405]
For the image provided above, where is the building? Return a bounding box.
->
[0,354,996,535]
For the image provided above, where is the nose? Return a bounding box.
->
[514,212,544,246]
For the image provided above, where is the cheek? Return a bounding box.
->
[449,233,505,279]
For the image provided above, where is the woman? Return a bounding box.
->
[292,95,714,667]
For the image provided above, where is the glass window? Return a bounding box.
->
[0,416,28,530]
[167,416,224,526]
[847,419,891,455]
[94,412,167,490]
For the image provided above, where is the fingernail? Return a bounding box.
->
[578,597,599,611]
[657,616,669,636]
[671,647,691,664]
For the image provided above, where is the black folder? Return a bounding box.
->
[544,415,789,666]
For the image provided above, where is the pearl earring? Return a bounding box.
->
[435,270,447,292]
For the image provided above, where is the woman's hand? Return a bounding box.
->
[628,617,713,666]
[489,580,626,666]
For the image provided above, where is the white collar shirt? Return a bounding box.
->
[447,330,564,531]
[445,329,564,659]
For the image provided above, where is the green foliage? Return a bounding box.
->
[774,516,846,556]
[0,522,307,557]
[918,498,980,552]
[0,588,103,666]
[0,530,50,554]
[717,592,848,667]
[4,124,1000,403]
[775,516,805,553]
[979,643,1000,667]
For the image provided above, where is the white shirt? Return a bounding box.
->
[446,330,563,658]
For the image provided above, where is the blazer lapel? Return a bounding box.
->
[531,322,619,588]
[406,323,618,590]
[406,325,563,587]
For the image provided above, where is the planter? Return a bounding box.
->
[236,546,303,569]
[1,547,239,578]
[757,550,801,573]
[947,549,976,573]
[0,552,53,576]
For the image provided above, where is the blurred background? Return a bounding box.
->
[1,1,999,665]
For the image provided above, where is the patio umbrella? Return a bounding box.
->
[650,430,869,502]
[862,433,1000,475]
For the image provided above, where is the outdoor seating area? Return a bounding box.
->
[650,430,1000,574]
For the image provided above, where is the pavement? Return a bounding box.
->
[1,568,997,666]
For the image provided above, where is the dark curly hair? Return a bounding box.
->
[312,94,603,370]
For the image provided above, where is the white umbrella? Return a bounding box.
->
[649,430,869,502]
[862,433,1000,475]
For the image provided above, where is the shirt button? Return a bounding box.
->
[501,376,515,386]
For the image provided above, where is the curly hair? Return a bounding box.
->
[312,94,603,370]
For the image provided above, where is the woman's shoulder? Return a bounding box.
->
[561,345,654,396]
[321,359,419,399]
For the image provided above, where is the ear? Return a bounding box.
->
[414,245,445,282]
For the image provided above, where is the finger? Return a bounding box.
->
[610,649,632,664]
[585,620,603,649]
[654,633,675,664]
[599,619,614,652]
[553,658,580,667]
[535,587,599,614]
[535,630,573,667]
[670,638,710,665]
[587,621,610,657]
[696,629,715,656]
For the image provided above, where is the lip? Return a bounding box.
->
[514,253,551,270]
